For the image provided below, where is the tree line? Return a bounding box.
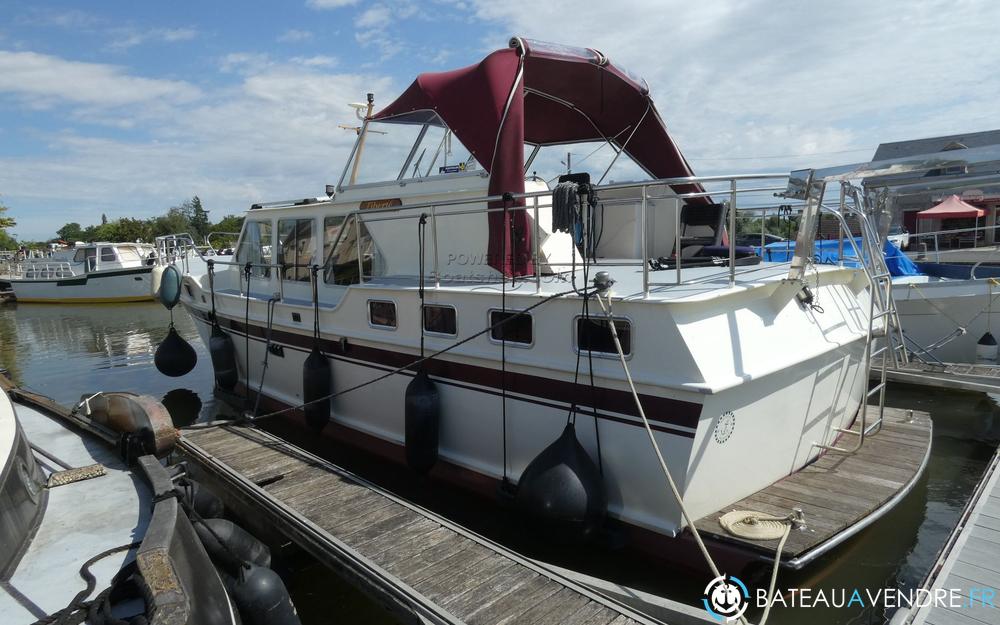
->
[0,200,15,250]
[52,197,244,248]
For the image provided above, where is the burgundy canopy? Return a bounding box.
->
[917,194,985,220]
[372,37,703,277]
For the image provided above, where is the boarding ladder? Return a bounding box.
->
[815,183,906,454]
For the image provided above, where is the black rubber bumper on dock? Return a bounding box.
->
[178,425,666,625]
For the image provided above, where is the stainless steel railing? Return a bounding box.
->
[2,260,79,279]
[203,174,824,300]
[327,174,794,294]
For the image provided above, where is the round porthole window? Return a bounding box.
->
[714,411,736,444]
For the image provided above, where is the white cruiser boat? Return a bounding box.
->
[173,39,890,563]
[2,242,155,303]
[891,273,999,363]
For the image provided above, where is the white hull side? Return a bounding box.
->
[188,306,867,538]
[190,311,702,535]
[9,269,153,302]
[683,338,867,523]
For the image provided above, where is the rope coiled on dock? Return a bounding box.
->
[719,510,794,541]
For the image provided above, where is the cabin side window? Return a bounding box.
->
[118,246,141,262]
[277,218,315,282]
[423,305,457,336]
[74,247,97,271]
[323,214,376,286]
[236,220,273,279]
[490,311,532,345]
[322,215,345,282]
[100,246,116,263]
[577,317,631,356]
[368,300,397,329]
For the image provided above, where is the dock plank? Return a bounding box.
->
[948,561,1000,591]
[178,424,704,625]
[515,587,590,625]
[466,575,563,625]
[894,446,1000,625]
[385,532,470,579]
[443,563,537,619]
[419,554,515,604]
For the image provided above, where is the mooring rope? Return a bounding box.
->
[500,195,510,485]
[594,288,792,625]
[30,541,141,625]
[417,214,427,359]
[243,262,253,408]
[252,296,279,417]
[181,285,594,430]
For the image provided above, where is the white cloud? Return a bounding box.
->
[108,26,198,50]
[278,29,314,43]
[352,2,418,60]
[219,52,273,74]
[161,28,198,42]
[17,8,102,29]
[0,51,201,108]
[5,0,999,239]
[0,52,394,239]
[306,0,359,8]
[356,5,392,28]
[291,55,338,68]
[459,0,1000,174]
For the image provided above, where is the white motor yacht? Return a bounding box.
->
[172,38,884,564]
[2,242,155,303]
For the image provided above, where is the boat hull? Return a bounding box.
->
[187,303,867,541]
[893,277,997,363]
[8,267,154,303]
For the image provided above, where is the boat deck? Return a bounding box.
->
[179,425,697,625]
[344,260,817,303]
[694,406,932,569]
[892,448,1000,625]
[0,399,150,623]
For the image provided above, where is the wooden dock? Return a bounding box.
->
[694,406,933,569]
[877,360,1000,394]
[178,425,705,625]
[892,448,1000,625]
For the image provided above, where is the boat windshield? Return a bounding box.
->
[526,141,651,185]
[343,120,481,187]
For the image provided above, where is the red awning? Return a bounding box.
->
[372,37,703,276]
[917,195,986,219]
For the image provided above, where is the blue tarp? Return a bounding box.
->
[756,238,921,277]
[883,240,921,277]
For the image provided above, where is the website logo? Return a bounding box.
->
[703,574,750,622]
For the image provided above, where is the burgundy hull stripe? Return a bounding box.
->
[194,310,702,431]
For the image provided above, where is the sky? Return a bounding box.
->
[0,0,998,241]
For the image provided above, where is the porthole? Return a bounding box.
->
[423,305,457,336]
[369,300,397,329]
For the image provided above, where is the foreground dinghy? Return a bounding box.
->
[0,372,299,624]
